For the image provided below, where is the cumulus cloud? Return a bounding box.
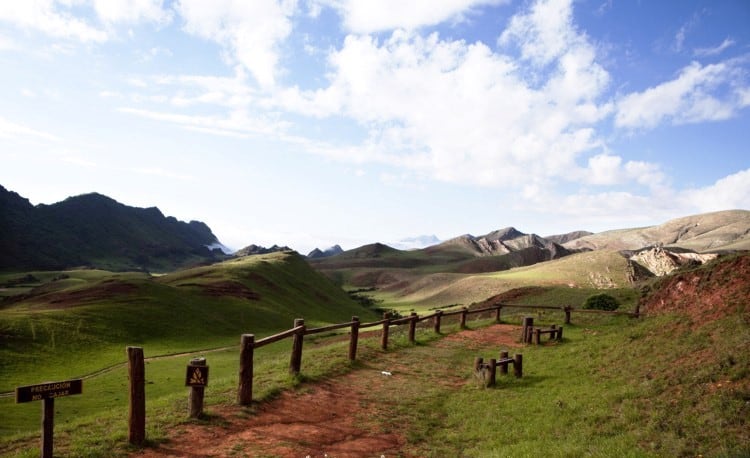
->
[319,0,507,34]
[175,0,297,87]
[276,0,612,189]
[615,61,747,129]
[681,168,750,212]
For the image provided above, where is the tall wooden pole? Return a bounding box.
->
[127,346,146,446]
[238,334,254,405]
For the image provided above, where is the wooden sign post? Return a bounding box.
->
[185,358,209,418]
[16,379,83,458]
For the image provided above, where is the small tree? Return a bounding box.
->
[583,293,619,311]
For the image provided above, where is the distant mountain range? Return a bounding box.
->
[0,185,226,272]
[2,184,748,277]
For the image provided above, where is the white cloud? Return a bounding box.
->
[499,0,577,66]
[175,0,298,87]
[322,0,507,34]
[92,0,171,25]
[118,107,287,138]
[276,0,612,188]
[694,38,735,57]
[681,168,750,212]
[0,117,60,142]
[615,61,747,129]
[0,0,107,42]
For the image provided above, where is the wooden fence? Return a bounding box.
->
[126,302,638,442]
[235,302,637,405]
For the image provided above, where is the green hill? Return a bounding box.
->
[0,185,226,272]
[0,251,376,392]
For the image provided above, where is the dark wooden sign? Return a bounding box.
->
[16,379,83,403]
[185,365,209,387]
[16,379,83,458]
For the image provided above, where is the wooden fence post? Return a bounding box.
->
[521,317,534,343]
[564,306,571,324]
[499,350,509,375]
[381,313,391,350]
[460,307,468,329]
[238,334,254,405]
[348,316,359,361]
[434,310,443,334]
[534,328,541,345]
[127,346,145,446]
[290,318,305,375]
[408,312,417,343]
[557,326,563,341]
[188,357,206,418]
[513,353,523,378]
[495,305,502,323]
[488,358,497,387]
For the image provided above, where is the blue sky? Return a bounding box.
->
[1,0,749,254]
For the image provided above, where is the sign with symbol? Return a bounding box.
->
[185,365,209,387]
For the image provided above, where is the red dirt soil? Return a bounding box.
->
[639,253,750,326]
[132,324,522,458]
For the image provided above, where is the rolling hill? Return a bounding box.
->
[0,251,376,392]
[563,209,750,252]
[0,185,227,272]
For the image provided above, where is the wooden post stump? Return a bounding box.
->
[557,326,563,341]
[127,346,146,446]
[290,319,305,375]
[488,358,497,387]
[460,307,468,329]
[521,317,534,343]
[564,306,571,325]
[495,305,502,323]
[349,316,360,361]
[499,350,509,375]
[238,334,254,405]
[534,328,541,345]
[514,353,523,378]
[434,310,443,334]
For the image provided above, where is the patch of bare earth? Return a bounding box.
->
[132,324,520,458]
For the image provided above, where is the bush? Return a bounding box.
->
[583,293,619,311]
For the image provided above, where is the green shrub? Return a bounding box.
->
[583,293,619,311]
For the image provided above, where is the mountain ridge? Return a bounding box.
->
[0,185,226,272]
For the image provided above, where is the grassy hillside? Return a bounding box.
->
[0,252,376,393]
[355,250,636,312]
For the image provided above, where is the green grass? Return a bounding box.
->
[2,308,747,456]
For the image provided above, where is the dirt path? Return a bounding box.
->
[132,324,522,458]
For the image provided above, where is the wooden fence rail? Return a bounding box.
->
[235,302,638,404]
